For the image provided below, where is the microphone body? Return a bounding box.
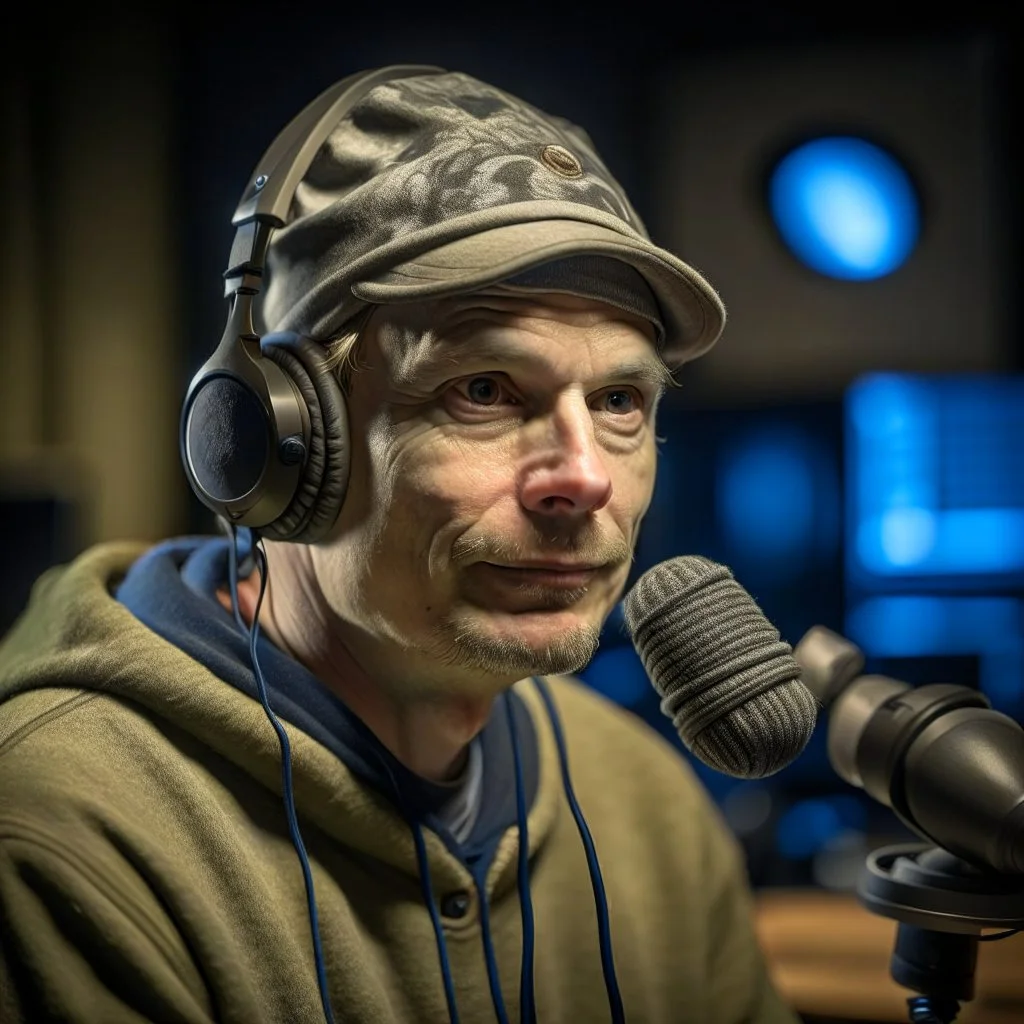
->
[795,626,1024,875]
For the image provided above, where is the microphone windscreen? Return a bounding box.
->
[623,556,818,778]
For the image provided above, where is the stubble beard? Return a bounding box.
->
[426,605,603,679]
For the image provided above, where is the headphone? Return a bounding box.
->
[180,65,444,544]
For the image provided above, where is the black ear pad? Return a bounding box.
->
[184,374,271,504]
[259,332,350,544]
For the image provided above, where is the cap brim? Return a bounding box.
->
[350,220,725,369]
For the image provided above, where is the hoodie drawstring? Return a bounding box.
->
[504,689,537,1024]
[409,820,463,1023]
[532,676,625,1024]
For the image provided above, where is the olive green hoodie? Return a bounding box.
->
[0,541,798,1023]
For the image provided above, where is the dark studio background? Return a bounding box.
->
[2,4,1023,1020]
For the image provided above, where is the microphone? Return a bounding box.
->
[622,555,818,778]
[795,625,1024,874]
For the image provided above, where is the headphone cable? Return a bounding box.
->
[229,528,337,1024]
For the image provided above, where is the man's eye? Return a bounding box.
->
[600,389,642,414]
[461,376,504,406]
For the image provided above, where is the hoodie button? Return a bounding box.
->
[440,890,471,919]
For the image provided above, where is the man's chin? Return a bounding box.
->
[440,606,603,678]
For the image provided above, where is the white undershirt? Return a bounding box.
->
[435,737,484,843]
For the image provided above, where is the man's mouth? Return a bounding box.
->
[477,562,600,589]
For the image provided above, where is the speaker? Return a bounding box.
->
[650,36,1010,401]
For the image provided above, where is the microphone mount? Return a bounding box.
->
[794,626,1024,1022]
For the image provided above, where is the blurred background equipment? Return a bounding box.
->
[844,374,1024,725]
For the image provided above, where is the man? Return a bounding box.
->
[0,67,799,1023]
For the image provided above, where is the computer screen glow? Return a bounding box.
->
[847,374,1024,581]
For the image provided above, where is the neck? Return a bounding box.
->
[216,561,492,783]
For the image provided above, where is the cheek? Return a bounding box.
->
[392,433,516,518]
[613,444,657,519]
[337,415,429,529]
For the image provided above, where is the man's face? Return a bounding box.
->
[309,290,668,697]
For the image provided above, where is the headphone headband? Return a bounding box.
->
[224,64,444,299]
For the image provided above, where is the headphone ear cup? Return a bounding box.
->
[183,371,275,508]
[259,332,350,543]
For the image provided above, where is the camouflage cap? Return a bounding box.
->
[261,67,726,370]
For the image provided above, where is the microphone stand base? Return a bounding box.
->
[857,843,1024,1022]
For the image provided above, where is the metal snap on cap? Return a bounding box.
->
[540,144,583,178]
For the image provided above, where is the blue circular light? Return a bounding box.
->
[768,136,920,280]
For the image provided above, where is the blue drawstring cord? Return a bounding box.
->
[369,751,462,1024]
[532,676,625,1024]
[428,689,536,1024]
[230,530,336,1024]
[476,872,512,1024]
[504,690,537,1024]
[409,819,463,1024]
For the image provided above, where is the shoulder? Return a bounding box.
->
[0,685,105,755]
[0,686,167,820]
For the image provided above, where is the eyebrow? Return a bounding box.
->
[396,337,675,394]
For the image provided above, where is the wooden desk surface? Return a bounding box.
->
[753,889,1024,1024]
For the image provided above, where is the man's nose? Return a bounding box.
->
[517,400,613,516]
